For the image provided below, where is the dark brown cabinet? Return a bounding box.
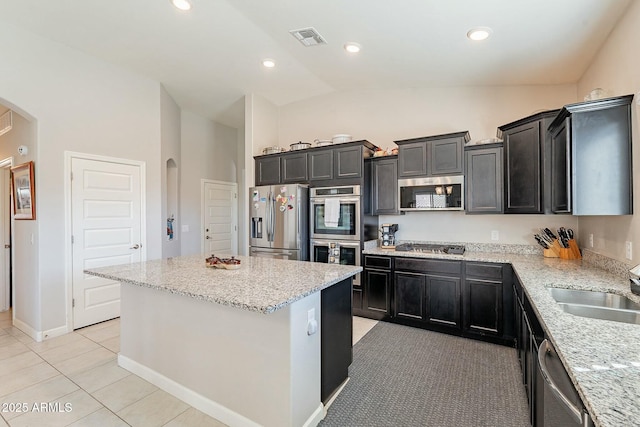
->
[370,156,399,215]
[394,272,425,321]
[497,110,559,214]
[430,137,464,175]
[397,141,427,177]
[465,144,503,214]
[396,131,469,178]
[393,258,462,331]
[281,152,308,183]
[334,145,363,179]
[360,255,392,319]
[463,262,513,342]
[426,274,461,327]
[254,140,376,186]
[548,94,634,215]
[550,118,570,213]
[255,156,281,186]
[308,149,333,181]
[361,255,514,346]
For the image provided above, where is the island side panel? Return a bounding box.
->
[119,282,322,427]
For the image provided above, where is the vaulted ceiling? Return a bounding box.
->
[0,0,630,127]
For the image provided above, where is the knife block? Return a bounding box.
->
[543,239,581,259]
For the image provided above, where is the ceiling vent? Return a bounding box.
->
[0,110,12,137]
[289,27,327,47]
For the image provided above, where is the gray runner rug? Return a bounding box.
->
[319,322,530,427]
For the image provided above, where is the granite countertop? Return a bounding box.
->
[363,245,640,427]
[85,254,362,314]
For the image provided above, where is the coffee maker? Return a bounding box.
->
[380,224,398,249]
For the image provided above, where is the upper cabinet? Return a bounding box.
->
[281,151,308,183]
[497,110,559,214]
[255,155,281,186]
[396,131,469,178]
[548,94,634,215]
[465,143,503,214]
[254,140,376,187]
[369,156,399,215]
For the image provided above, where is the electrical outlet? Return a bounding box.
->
[491,230,499,241]
[589,234,594,248]
[626,241,633,260]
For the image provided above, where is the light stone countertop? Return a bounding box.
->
[85,254,362,314]
[363,246,640,427]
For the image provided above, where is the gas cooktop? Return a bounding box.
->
[394,243,465,255]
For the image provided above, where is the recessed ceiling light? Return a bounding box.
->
[467,27,492,41]
[262,59,276,68]
[171,0,192,11]
[344,42,361,53]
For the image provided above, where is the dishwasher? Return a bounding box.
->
[537,339,594,427]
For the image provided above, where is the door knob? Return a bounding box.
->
[130,244,140,249]
[4,244,9,249]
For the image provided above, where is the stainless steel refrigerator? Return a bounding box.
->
[249,184,309,260]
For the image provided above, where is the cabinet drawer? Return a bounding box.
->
[364,255,392,270]
[465,262,503,280]
[395,258,461,275]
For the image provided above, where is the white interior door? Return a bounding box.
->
[72,158,143,329]
[0,166,10,312]
[202,180,237,255]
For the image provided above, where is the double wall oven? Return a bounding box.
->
[310,185,361,286]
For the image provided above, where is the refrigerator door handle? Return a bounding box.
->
[267,190,275,242]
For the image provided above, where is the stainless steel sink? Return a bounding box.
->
[548,287,640,325]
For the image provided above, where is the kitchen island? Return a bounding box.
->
[85,254,361,427]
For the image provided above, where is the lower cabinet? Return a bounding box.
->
[358,255,392,319]
[514,276,545,426]
[360,255,513,345]
[463,278,502,336]
[394,272,425,321]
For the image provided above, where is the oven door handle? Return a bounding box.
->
[311,197,360,204]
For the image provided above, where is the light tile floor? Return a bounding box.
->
[0,310,378,427]
[0,310,226,427]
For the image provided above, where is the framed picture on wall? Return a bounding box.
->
[11,161,35,220]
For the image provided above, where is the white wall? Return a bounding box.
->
[180,111,239,256]
[161,86,182,258]
[0,111,39,328]
[277,85,580,245]
[577,0,640,264]
[242,94,279,254]
[0,23,163,335]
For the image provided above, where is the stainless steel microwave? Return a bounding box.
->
[398,176,464,211]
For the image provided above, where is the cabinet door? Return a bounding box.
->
[364,269,391,315]
[334,146,363,179]
[426,274,461,328]
[281,152,307,183]
[464,279,502,336]
[398,142,427,177]
[430,137,463,175]
[503,122,542,213]
[371,158,399,214]
[394,272,425,321]
[308,150,334,181]
[255,156,281,185]
[465,147,503,213]
[550,118,570,213]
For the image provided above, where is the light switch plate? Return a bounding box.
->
[182,224,189,232]
[626,241,633,260]
[491,230,499,241]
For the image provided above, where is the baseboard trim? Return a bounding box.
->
[41,324,70,341]
[13,318,40,342]
[118,354,263,427]
[303,403,325,427]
